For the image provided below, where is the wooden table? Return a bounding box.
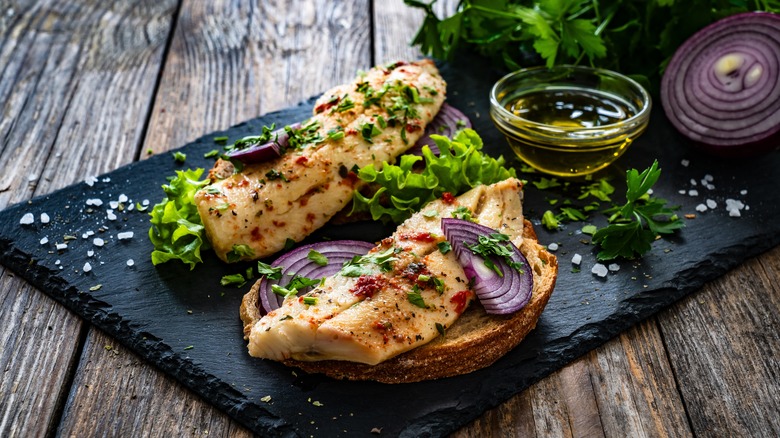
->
[1,1,778,436]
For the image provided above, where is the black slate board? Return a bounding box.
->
[1,57,778,437]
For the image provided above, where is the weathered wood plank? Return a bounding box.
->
[58,1,372,436]
[0,1,176,437]
[658,246,780,437]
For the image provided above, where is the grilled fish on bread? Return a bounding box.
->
[195,60,446,262]
[240,178,558,382]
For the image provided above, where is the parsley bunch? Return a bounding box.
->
[592,160,683,261]
[405,0,779,91]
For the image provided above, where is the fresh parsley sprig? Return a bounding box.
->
[592,160,683,261]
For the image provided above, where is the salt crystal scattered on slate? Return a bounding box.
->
[126,259,135,267]
[706,199,717,209]
[40,237,48,245]
[547,242,559,251]
[83,262,92,273]
[591,263,608,277]
[608,263,620,272]
[118,231,134,240]
[696,204,707,212]
[571,254,582,265]
[19,213,34,225]
[40,213,50,224]
[93,238,105,247]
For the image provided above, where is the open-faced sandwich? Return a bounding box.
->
[240,178,557,383]
[161,59,557,382]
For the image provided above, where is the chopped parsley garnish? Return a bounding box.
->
[340,247,397,277]
[451,206,473,221]
[437,241,452,254]
[226,244,255,263]
[303,296,318,305]
[265,169,288,182]
[435,322,446,336]
[213,136,229,144]
[465,233,525,277]
[407,285,428,308]
[332,95,355,113]
[326,127,345,141]
[228,124,276,152]
[286,120,323,150]
[257,261,283,280]
[220,273,246,287]
[307,249,328,266]
[203,149,219,158]
[359,122,382,143]
[172,151,187,163]
[272,275,322,298]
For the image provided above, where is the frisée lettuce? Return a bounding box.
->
[350,129,516,223]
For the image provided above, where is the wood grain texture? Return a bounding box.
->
[60,1,372,436]
[0,1,175,437]
[658,246,780,437]
[142,0,372,155]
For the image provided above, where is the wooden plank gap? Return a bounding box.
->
[133,0,185,162]
[47,321,92,438]
[652,315,697,434]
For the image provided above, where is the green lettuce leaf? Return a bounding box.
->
[148,168,210,269]
[351,129,516,223]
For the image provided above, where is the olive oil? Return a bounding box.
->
[508,88,635,128]
[499,86,640,176]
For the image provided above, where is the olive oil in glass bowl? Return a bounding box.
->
[490,66,651,177]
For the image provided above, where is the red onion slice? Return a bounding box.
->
[407,103,472,156]
[661,12,780,157]
[227,123,302,163]
[258,240,375,313]
[441,218,533,315]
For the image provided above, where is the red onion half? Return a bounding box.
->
[258,240,374,313]
[661,12,780,157]
[441,218,533,315]
[406,103,472,156]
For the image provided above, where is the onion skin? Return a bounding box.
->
[258,240,374,314]
[441,218,533,315]
[661,12,780,158]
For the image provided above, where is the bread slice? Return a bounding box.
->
[239,219,557,383]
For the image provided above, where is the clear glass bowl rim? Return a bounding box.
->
[489,64,652,135]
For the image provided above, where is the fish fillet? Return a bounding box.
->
[247,178,525,365]
[195,60,446,262]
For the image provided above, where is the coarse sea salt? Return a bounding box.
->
[695,204,707,212]
[706,199,717,209]
[40,213,50,224]
[20,213,34,225]
[608,263,620,272]
[547,242,559,251]
[83,262,92,273]
[681,159,690,167]
[40,237,49,245]
[86,198,103,206]
[87,250,94,257]
[688,189,699,197]
[118,194,128,203]
[591,263,608,277]
[84,176,98,187]
[117,231,134,240]
[107,210,117,221]
[56,243,68,250]
[93,238,105,247]
[571,254,582,266]
[127,259,135,267]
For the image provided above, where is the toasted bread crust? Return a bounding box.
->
[240,220,557,383]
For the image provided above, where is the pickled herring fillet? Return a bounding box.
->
[195,60,446,262]
[247,178,525,365]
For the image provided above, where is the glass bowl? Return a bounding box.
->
[490,65,651,177]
